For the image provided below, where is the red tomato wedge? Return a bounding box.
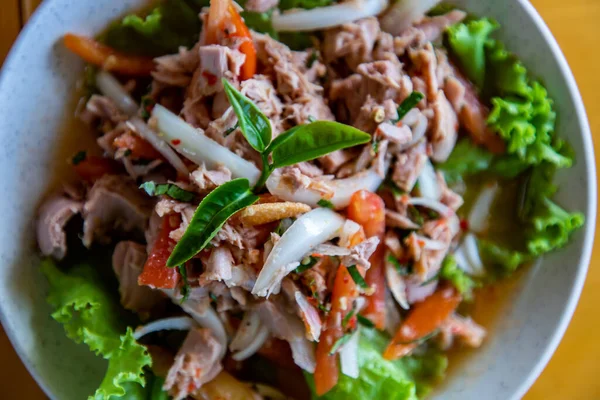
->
[63,33,155,76]
[73,155,118,183]
[113,132,163,160]
[384,286,461,360]
[138,215,181,289]
[347,190,387,330]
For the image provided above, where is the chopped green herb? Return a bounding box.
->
[317,199,335,209]
[329,333,353,355]
[342,309,356,328]
[394,92,424,123]
[419,272,441,287]
[387,255,412,276]
[407,206,425,226]
[295,256,319,274]
[347,265,369,290]
[72,151,87,165]
[141,96,156,120]
[357,314,376,328]
[307,115,317,123]
[318,303,330,313]
[371,138,380,154]
[209,292,218,303]
[123,149,133,157]
[178,265,190,302]
[275,217,295,236]
[306,50,319,68]
[140,181,196,202]
[224,122,239,137]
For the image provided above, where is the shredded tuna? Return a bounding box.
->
[202,246,234,282]
[278,167,335,198]
[438,313,487,349]
[82,175,153,247]
[37,194,82,260]
[392,140,428,191]
[429,90,459,162]
[190,163,232,191]
[79,95,128,126]
[413,10,467,42]
[386,209,421,230]
[282,279,323,341]
[163,328,224,400]
[113,241,163,313]
[245,0,278,12]
[437,172,464,210]
[409,43,439,102]
[322,17,380,70]
[152,46,199,88]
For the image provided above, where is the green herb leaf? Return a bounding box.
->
[295,256,319,274]
[357,314,375,329]
[275,217,295,236]
[270,121,370,168]
[387,255,412,276]
[178,265,190,302]
[329,333,353,355]
[140,181,196,202]
[347,265,369,290]
[342,308,356,328]
[167,178,259,267]
[317,199,335,209]
[222,79,272,152]
[394,92,424,122]
[72,151,87,165]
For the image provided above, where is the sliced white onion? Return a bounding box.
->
[177,299,228,357]
[231,325,270,361]
[340,328,360,379]
[152,104,261,184]
[133,316,196,341]
[128,118,189,176]
[453,247,476,275]
[407,196,460,235]
[252,208,345,297]
[230,311,262,352]
[398,110,428,151]
[417,160,442,201]
[380,0,441,36]
[96,71,139,116]
[468,182,499,234]
[463,233,485,276]
[385,256,409,310]
[266,168,385,210]
[272,0,389,32]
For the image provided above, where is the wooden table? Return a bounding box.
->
[1,0,598,398]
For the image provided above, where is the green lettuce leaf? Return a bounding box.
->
[478,240,530,273]
[306,328,447,400]
[41,260,152,400]
[446,18,498,87]
[101,0,206,57]
[439,255,479,299]
[437,139,494,183]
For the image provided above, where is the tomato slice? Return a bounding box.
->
[138,215,181,289]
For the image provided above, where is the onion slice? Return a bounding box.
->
[152,104,261,184]
[385,256,409,310]
[230,310,262,352]
[133,316,196,341]
[128,118,189,176]
[417,160,442,201]
[407,196,460,235]
[252,208,345,297]
[340,328,360,378]
[231,325,270,361]
[462,233,485,276]
[468,182,499,234]
[96,71,139,116]
[380,0,441,36]
[272,0,389,32]
[266,167,386,210]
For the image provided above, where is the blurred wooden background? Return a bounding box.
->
[1,0,599,399]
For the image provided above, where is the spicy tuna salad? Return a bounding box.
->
[36,0,584,399]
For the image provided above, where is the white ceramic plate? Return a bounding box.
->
[0,0,595,399]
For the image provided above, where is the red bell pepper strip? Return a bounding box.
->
[347,190,387,330]
[205,0,257,80]
[384,286,461,360]
[63,33,155,76]
[138,215,181,289]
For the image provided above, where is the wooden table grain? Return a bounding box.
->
[0,0,598,399]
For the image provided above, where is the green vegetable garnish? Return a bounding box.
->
[140,181,196,202]
[394,92,425,123]
[329,333,353,355]
[296,256,320,274]
[317,199,335,209]
[347,265,369,290]
[357,314,376,329]
[72,150,87,165]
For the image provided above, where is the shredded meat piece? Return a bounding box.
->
[189,45,245,99]
[409,43,439,102]
[376,122,412,145]
[202,246,234,282]
[413,10,467,42]
[429,90,459,162]
[79,95,127,126]
[353,97,399,134]
[438,313,487,349]
[164,328,224,400]
[36,194,82,260]
[112,241,163,313]
[319,149,356,175]
[278,167,334,198]
[392,140,427,191]
[243,0,278,12]
[152,45,199,88]
[190,163,232,191]
[284,94,334,125]
[154,199,196,242]
[82,175,153,247]
[322,17,380,70]
[241,74,284,132]
[411,219,454,281]
[437,172,464,210]
[282,279,323,341]
[392,28,427,57]
[386,209,420,230]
